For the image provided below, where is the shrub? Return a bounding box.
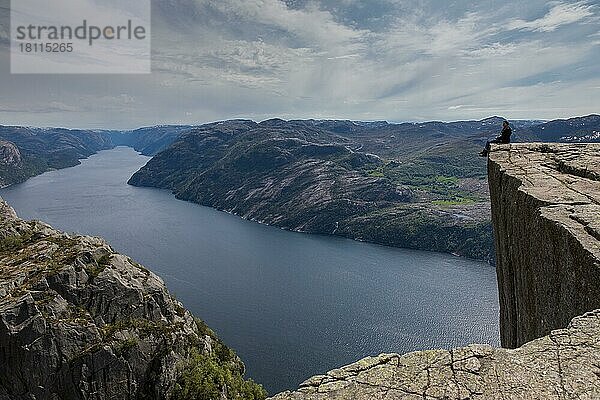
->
[171,348,267,400]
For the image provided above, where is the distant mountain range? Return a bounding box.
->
[1,114,598,260]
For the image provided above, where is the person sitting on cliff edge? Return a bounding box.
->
[479,120,512,157]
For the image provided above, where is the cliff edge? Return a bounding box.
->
[0,198,265,399]
[488,143,600,348]
[271,143,600,399]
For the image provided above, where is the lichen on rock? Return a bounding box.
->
[270,310,600,399]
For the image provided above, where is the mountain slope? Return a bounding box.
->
[517,114,600,142]
[109,125,195,156]
[128,120,496,259]
[128,115,600,261]
[0,125,188,187]
[0,126,115,187]
[0,197,266,399]
[2,115,598,260]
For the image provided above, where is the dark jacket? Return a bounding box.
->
[499,126,512,143]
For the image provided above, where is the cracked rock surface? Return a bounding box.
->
[271,143,600,400]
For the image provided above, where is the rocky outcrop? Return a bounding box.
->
[0,198,265,400]
[271,143,600,399]
[0,141,21,166]
[488,143,600,348]
[0,141,23,188]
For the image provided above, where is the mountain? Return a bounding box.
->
[127,119,492,259]
[0,125,189,187]
[109,125,195,156]
[0,126,115,187]
[0,141,24,188]
[2,115,598,260]
[515,114,600,142]
[0,141,21,166]
[128,119,415,230]
[128,115,600,261]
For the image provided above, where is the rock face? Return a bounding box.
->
[488,143,600,348]
[108,126,191,156]
[271,143,600,399]
[0,141,23,188]
[0,198,265,400]
[0,141,21,166]
[0,126,114,188]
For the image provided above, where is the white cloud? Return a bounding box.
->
[507,1,595,32]
[188,0,368,53]
[467,43,517,58]
[327,54,360,60]
[149,0,374,91]
[0,0,598,127]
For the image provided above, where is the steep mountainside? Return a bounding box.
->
[488,143,600,348]
[0,197,265,400]
[129,119,495,260]
[0,141,23,188]
[127,115,600,260]
[109,126,194,156]
[0,141,21,166]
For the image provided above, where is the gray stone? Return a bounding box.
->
[270,309,600,399]
[0,141,21,167]
[488,143,600,348]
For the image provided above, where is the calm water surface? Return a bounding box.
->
[0,147,500,394]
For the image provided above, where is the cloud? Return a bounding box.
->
[327,54,360,60]
[156,0,369,53]
[0,102,80,114]
[467,43,517,58]
[0,94,136,114]
[149,0,374,92]
[507,1,595,32]
[0,0,598,127]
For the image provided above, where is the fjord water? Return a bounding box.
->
[0,147,500,393]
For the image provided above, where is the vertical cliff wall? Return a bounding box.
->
[488,143,600,348]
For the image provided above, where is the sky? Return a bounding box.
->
[0,0,599,129]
